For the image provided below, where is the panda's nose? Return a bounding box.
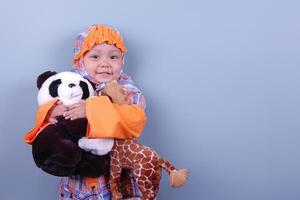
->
[69,83,76,88]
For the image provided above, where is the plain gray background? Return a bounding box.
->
[0,0,300,199]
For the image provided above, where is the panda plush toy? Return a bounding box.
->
[32,71,111,177]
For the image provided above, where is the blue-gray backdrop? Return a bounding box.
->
[0,0,299,199]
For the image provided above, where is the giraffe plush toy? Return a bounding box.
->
[101,81,189,200]
[109,139,189,200]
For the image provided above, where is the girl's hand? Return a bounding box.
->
[64,100,86,120]
[46,101,68,123]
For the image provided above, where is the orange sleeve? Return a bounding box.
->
[85,96,147,139]
[23,99,58,144]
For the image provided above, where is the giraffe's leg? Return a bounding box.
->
[137,180,156,200]
[151,168,162,199]
[141,165,162,200]
[132,162,158,200]
[110,164,123,200]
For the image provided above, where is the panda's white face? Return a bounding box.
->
[37,72,94,106]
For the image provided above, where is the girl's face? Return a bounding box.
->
[81,43,124,84]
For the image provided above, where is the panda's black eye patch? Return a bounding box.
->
[80,81,90,100]
[49,79,62,98]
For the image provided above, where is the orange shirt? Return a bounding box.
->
[23,96,146,144]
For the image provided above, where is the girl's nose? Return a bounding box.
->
[98,58,110,68]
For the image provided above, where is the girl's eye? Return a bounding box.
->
[110,55,119,59]
[90,55,99,59]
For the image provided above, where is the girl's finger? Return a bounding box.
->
[64,109,76,119]
[69,104,79,110]
[70,116,77,120]
[48,117,57,123]
[63,111,71,119]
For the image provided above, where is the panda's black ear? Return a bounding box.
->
[37,71,57,89]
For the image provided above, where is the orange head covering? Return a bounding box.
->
[73,24,127,67]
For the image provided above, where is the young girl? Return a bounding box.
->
[48,25,146,200]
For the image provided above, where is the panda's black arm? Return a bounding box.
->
[56,117,88,139]
[74,151,110,178]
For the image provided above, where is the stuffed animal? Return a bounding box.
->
[80,81,189,200]
[30,71,113,177]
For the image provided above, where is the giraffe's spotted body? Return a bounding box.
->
[109,139,176,200]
